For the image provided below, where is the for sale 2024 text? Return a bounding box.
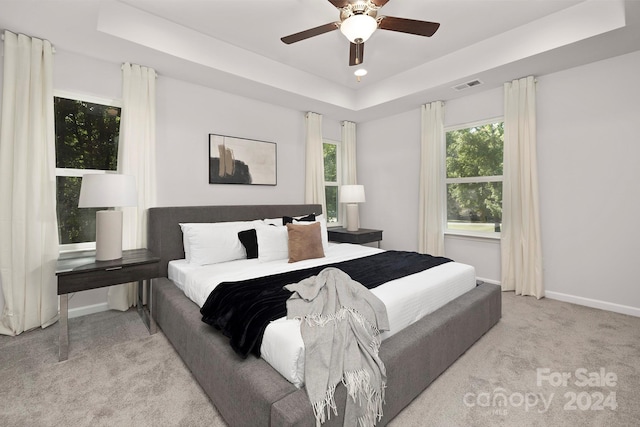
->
[537,367,618,411]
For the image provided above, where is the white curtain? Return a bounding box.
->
[108,63,157,311]
[418,101,445,256]
[304,112,326,215]
[0,31,59,335]
[501,76,544,298]
[341,120,358,227]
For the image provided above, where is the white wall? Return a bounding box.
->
[536,50,640,314]
[357,108,422,251]
[155,77,339,207]
[155,77,301,206]
[359,50,640,316]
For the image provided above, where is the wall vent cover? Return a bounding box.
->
[452,79,483,91]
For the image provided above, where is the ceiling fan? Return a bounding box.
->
[281,0,440,67]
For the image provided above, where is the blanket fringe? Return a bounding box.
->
[311,370,386,427]
[311,373,386,427]
[305,306,386,427]
[342,369,386,427]
[299,306,382,338]
[311,383,338,425]
[299,309,383,359]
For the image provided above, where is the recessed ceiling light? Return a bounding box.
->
[354,68,367,82]
[354,68,368,82]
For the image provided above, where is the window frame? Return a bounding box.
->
[323,138,343,227]
[443,117,504,240]
[54,90,122,253]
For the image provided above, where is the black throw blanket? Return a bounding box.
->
[200,250,452,358]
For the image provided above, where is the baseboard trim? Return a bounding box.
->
[545,291,640,318]
[68,302,109,319]
[476,277,500,285]
[475,279,640,317]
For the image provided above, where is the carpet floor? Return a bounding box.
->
[1,292,638,426]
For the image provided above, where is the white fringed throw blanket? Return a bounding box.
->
[285,267,389,427]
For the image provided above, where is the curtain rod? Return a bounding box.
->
[121,62,159,78]
[1,32,57,54]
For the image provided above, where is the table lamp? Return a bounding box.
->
[78,174,137,261]
[339,184,366,232]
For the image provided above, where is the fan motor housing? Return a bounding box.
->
[340,1,379,21]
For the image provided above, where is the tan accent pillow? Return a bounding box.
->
[287,222,325,263]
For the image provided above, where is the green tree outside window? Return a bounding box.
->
[323,142,339,223]
[55,96,121,245]
[445,122,503,232]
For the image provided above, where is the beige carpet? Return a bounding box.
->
[1,293,638,426]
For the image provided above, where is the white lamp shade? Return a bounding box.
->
[339,185,366,204]
[340,14,377,43]
[78,174,137,208]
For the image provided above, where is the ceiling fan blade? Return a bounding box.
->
[281,22,340,44]
[378,16,440,37]
[349,42,364,66]
[371,0,390,6]
[328,0,350,7]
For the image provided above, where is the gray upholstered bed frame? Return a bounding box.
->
[147,204,501,426]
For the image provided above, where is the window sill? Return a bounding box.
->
[59,243,96,259]
[58,249,97,261]
[444,230,501,241]
[326,223,344,229]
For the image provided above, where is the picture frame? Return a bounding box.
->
[208,134,277,185]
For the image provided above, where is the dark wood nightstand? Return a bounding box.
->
[56,248,160,361]
[327,227,383,248]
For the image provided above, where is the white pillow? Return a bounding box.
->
[180,221,260,266]
[256,224,289,262]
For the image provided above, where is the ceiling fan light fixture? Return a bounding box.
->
[340,14,377,43]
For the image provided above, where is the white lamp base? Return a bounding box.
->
[346,203,359,232]
[95,210,123,261]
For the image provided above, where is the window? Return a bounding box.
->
[54,92,122,250]
[445,120,503,236]
[323,139,341,224]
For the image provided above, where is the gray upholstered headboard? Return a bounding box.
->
[147,204,323,277]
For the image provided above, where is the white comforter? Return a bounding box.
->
[168,243,476,387]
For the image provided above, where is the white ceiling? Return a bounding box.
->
[1,0,639,122]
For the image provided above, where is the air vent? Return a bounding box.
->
[452,79,483,91]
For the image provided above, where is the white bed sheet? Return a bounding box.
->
[168,243,476,387]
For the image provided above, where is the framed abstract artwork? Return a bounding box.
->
[208,134,277,185]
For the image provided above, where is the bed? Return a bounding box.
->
[148,204,501,426]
